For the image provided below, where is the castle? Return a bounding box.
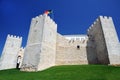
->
[0,14,120,71]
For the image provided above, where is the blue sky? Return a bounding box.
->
[0,0,120,55]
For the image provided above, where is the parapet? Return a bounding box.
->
[7,34,22,40]
[87,17,100,35]
[99,16,112,21]
[44,14,57,27]
[32,14,57,27]
[87,16,113,35]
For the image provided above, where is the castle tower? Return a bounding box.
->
[0,34,22,70]
[100,16,120,65]
[87,16,120,65]
[21,14,57,71]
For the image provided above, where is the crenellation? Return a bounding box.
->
[93,21,97,25]
[96,18,99,22]
[19,37,22,40]
[7,34,10,37]
[39,15,43,18]
[99,16,105,21]
[87,29,90,33]
[7,34,22,40]
[44,15,57,28]
[17,36,20,39]
[99,15,104,18]
[31,18,36,24]
[68,39,87,44]
[35,16,39,19]
[91,24,94,27]
[10,35,13,38]
[100,16,113,20]
[108,16,112,20]
[87,16,102,36]
[14,35,17,38]
[104,16,108,19]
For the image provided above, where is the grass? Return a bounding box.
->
[0,65,120,80]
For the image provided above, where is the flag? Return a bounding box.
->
[44,10,52,15]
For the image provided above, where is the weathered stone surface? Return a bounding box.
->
[87,17,110,64]
[87,16,120,65]
[21,14,57,71]
[0,35,22,70]
[56,33,88,65]
[100,16,120,64]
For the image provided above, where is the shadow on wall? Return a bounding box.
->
[86,38,99,64]
[86,35,110,65]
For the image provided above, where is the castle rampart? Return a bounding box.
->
[56,33,88,65]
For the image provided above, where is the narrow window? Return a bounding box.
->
[77,45,80,49]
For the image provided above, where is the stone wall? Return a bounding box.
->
[21,15,45,71]
[21,14,57,71]
[100,16,120,64]
[87,17,110,64]
[37,14,57,71]
[86,39,98,64]
[0,34,22,70]
[87,16,120,65]
[56,33,88,65]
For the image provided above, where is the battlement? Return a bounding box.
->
[87,18,99,33]
[7,34,22,40]
[31,14,57,27]
[99,16,112,20]
[87,22,96,34]
[67,39,88,45]
[44,14,57,27]
[87,16,113,34]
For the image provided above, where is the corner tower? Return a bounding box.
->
[0,35,22,70]
[87,16,120,65]
[100,16,120,65]
[21,14,57,71]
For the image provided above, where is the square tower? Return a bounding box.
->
[21,14,57,71]
[100,16,120,64]
[0,35,22,70]
[87,16,120,65]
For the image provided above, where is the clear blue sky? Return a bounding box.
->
[0,0,120,55]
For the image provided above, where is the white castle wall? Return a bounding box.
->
[100,16,120,64]
[56,33,88,65]
[21,14,57,71]
[87,17,110,64]
[37,14,57,71]
[87,16,120,65]
[0,34,22,70]
[21,15,45,71]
